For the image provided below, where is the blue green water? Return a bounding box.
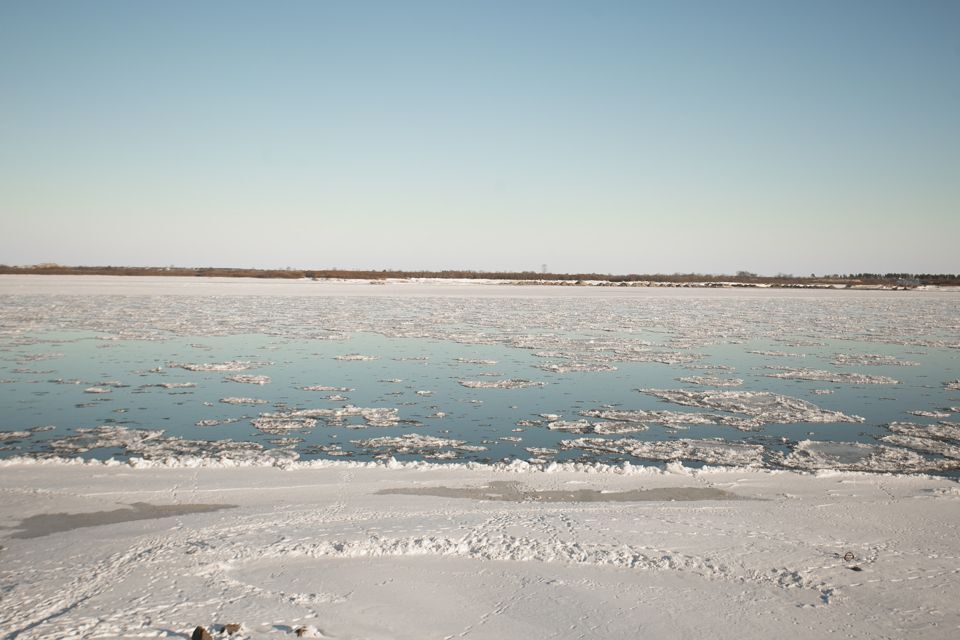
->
[2,327,958,470]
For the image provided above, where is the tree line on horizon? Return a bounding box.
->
[1,264,958,286]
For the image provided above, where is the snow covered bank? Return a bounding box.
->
[1,462,957,639]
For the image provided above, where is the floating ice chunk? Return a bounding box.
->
[545,419,647,435]
[811,389,834,395]
[639,389,864,428]
[500,436,523,442]
[536,362,617,373]
[879,435,960,461]
[29,425,56,432]
[351,433,487,457]
[427,411,446,418]
[226,374,271,385]
[945,380,960,391]
[220,397,268,405]
[546,420,594,433]
[169,361,268,372]
[44,425,283,463]
[154,382,196,389]
[591,421,649,435]
[251,416,318,434]
[765,367,899,384]
[455,358,498,365]
[335,354,379,361]
[773,439,945,472]
[279,405,400,428]
[560,437,764,467]
[580,408,721,430]
[83,387,111,394]
[458,379,546,389]
[748,350,806,357]
[908,410,952,418]
[676,376,743,387]
[525,447,558,456]
[831,353,919,367]
[886,421,960,442]
[195,419,221,427]
[0,431,31,441]
[540,413,561,421]
[17,352,64,362]
[415,390,433,396]
[303,385,354,392]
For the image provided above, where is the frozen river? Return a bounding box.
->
[1,276,958,474]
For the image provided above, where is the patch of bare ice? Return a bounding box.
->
[335,354,379,361]
[945,380,960,391]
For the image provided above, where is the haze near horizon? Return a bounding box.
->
[1,0,957,275]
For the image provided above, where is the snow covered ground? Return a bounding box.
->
[1,460,958,639]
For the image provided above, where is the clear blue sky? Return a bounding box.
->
[1,0,957,275]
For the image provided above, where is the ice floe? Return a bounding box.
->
[831,353,919,366]
[639,389,864,429]
[676,375,744,387]
[907,410,952,418]
[536,362,618,373]
[219,397,268,405]
[335,354,379,361]
[42,426,293,463]
[169,361,269,372]
[458,379,546,389]
[560,438,764,466]
[772,440,947,473]
[257,406,400,429]
[351,433,487,459]
[765,367,899,385]
[545,419,647,435]
[225,374,271,385]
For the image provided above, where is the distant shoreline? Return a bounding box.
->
[2,265,957,289]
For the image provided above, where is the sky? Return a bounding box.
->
[1,0,958,275]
